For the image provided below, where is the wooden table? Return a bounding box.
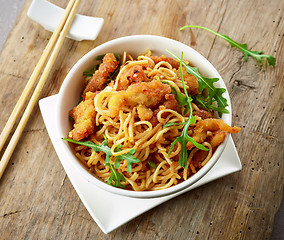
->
[0,0,283,239]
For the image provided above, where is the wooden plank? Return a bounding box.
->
[0,0,283,239]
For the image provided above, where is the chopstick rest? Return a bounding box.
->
[27,0,104,41]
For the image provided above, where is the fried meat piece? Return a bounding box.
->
[83,53,118,96]
[148,55,180,69]
[163,93,179,112]
[186,118,241,150]
[191,130,227,167]
[68,92,97,141]
[193,109,213,119]
[137,105,153,121]
[116,65,149,90]
[108,80,171,117]
[147,93,179,126]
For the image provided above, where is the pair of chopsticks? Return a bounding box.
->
[0,0,82,179]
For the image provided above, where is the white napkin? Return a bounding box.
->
[39,94,242,234]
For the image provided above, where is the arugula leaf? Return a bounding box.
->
[194,94,230,114]
[83,65,99,77]
[63,138,112,163]
[69,116,74,122]
[95,54,105,60]
[180,25,276,66]
[114,145,140,173]
[147,160,157,169]
[162,81,190,115]
[167,53,209,168]
[166,50,228,117]
[168,116,209,168]
[106,163,126,188]
[163,122,186,128]
[167,84,187,107]
[115,54,121,63]
[62,138,139,188]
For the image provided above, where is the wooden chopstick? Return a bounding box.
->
[0,0,82,179]
[0,0,76,153]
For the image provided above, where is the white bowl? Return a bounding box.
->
[56,35,232,198]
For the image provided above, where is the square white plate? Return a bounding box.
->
[39,94,242,234]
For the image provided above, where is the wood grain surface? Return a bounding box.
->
[0,0,283,239]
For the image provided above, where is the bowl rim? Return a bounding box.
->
[56,34,232,199]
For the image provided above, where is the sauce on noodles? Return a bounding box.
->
[65,51,240,191]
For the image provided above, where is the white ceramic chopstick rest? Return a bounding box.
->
[27,0,104,41]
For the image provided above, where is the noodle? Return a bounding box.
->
[67,51,241,191]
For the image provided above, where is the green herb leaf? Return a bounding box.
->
[163,122,186,128]
[95,54,105,60]
[169,86,187,107]
[147,160,157,169]
[62,138,112,163]
[83,65,99,77]
[167,53,209,168]
[62,138,135,189]
[106,163,126,188]
[69,116,74,122]
[166,50,228,117]
[180,25,276,66]
[114,145,141,173]
[115,54,121,62]
[162,81,188,111]
[168,118,209,168]
[83,70,93,77]
[194,94,230,114]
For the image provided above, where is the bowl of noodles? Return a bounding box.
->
[56,35,240,198]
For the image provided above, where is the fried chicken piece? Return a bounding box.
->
[116,65,149,90]
[209,130,227,150]
[108,80,171,117]
[83,53,118,96]
[186,118,241,150]
[193,109,213,119]
[144,94,179,127]
[137,104,153,121]
[163,93,179,112]
[148,109,160,126]
[191,130,227,166]
[148,55,180,69]
[68,92,97,141]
